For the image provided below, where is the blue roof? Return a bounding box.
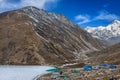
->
[109,65,117,69]
[100,64,109,67]
[84,64,92,71]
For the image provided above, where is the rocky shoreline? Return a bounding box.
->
[38,65,120,80]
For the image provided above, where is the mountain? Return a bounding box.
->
[89,43,120,65]
[0,6,103,65]
[85,20,120,44]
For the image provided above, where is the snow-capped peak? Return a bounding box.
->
[106,20,120,31]
[85,20,120,44]
[113,20,120,24]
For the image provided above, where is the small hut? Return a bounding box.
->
[109,64,117,69]
[84,64,92,71]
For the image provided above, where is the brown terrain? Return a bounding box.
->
[39,67,120,80]
[0,6,104,65]
[87,43,120,65]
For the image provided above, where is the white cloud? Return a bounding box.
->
[0,0,57,12]
[75,15,91,24]
[0,0,18,9]
[75,10,120,25]
[94,10,120,21]
[21,0,57,9]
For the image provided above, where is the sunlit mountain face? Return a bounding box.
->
[85,20,120,44]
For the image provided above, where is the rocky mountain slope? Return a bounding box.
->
[85,20,120,44]
[88,43,120,65]
[0,6,103,65]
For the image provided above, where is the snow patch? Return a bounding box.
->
[29,16,39,23]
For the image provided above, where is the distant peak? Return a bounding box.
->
[113,20,120,24]
[85,19,120,43]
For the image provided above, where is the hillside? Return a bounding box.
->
[89,43,120,65]
[0,6,103,65]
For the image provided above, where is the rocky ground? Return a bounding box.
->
[38,65,120,80]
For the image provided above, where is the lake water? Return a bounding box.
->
[0,65,54,80]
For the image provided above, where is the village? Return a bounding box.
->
[39,64,120,80]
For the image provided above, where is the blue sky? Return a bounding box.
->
[0,0,120,28]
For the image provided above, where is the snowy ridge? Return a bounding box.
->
[18,6,73,26]
[85,20,120,43]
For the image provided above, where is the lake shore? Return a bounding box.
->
[38,65,120,80]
